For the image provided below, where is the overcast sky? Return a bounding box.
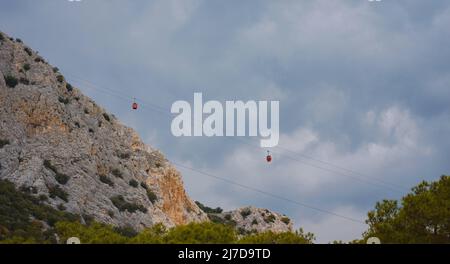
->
[1,0,450,243]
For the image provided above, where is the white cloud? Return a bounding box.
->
[300,206,367,244]
[237,1,391,62]
[280,128,319,153]
[182,105,434,242]
[304,86,349,124]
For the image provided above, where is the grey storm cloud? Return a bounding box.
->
[1,0,449,242]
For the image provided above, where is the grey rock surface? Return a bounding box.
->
[0,31,293,234]
[0,31,207,230]
[212,206,293,234]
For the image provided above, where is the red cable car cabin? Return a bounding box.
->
[132,101,138,110]
[266,151,272,163]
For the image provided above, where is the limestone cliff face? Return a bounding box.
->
[0,32,207,230]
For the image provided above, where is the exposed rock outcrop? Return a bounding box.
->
[211,206,293,234]
[0,31,294,235]
[0,31,207,230]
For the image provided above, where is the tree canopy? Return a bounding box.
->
[363,175,450,243]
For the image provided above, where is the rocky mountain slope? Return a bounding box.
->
[210,207,293,234]
[0,32,208,230]
[0,31,292,233]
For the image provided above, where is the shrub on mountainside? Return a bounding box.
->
[99,175,114,187]
[56,75,64,83]
[58,96,69,105]
[110,195,147,213]
[55,221,127,244]
[57,204,66,211]
[129,223,166,244]
[240,208,251,219]
[0,139,10,149]
[55,173,69,185]
[103,113,111,122]
[129,179,138,188]
[43,160,70,185]
[0,179,78,243]
[195,201,223,214]
[281,217,290,225]
[264,214,276,224]
[164,222,237,244]
[23,63,31,71]
[114,225,138,238]
[239,229,315,244]
[48,186,69,202]
[146,190,158,204]
[24,47,32,56]
[4,75,18,88]
[43,160,57,172]
[66,83,73,92]
[363,175,450,244]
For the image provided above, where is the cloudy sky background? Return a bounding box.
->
[1,0,450,243]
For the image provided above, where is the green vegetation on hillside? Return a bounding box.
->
[1,175,449,244]
[240,208,251,219]
[129,179,138,188]
[0,179,313,244]
[146,190,158,204]
[239,228,315,244]
[0,139,10,148]
[24,47,32,56]
[363,175,450,244]
[44,160,71,185]
[110,195,147,213]
[0,180,78,243]
[4,75,18,88]
[48,185,69,202]
[66,83,73,92]
[23,63,31,71]
[195,201,223,214]
[53,221,314,244]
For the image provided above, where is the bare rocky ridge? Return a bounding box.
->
[0,31,292,233]
[211,206,293,234]
[0,32,207,230]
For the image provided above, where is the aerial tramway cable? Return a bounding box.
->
[66,73,407,195]
[60,73,418,224]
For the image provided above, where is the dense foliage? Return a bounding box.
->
[0,180,78,243]
[53,221,314,244]
[195,201,223,214]
[110,195,147,213]
[363,175,450,243]
[55,221,128,244]
[4,75,18,88]
[239,229,315,244]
